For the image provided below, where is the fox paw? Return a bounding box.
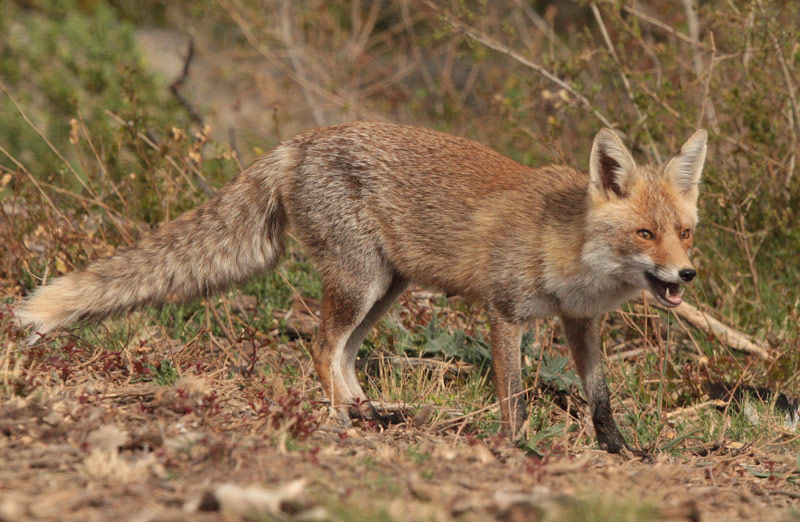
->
[598,435,654,463]
[620,444,655,463]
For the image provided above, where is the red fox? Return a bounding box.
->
[16,122,706,453]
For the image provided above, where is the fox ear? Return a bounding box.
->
[589,128,637,199]
[664,129,707,198]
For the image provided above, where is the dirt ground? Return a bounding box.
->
[1,337,799,522]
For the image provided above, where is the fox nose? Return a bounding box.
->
[679,268,696,282]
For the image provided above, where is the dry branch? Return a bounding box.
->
[512,0,565,50]
[636,293,771,359]
[590,3,660,162]
[380,355,473,377]
[417,0,621,133]
[770,32,800,187]
[681,0,720,130]
[169,36,204,127]
[608,1,715,51]
[665,399,724,419]
[280,0,327,126]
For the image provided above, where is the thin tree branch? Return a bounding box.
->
[417,0,621,133]
[770,33,800,188]
[511,0,565,50]
[636,294,771,360]
[696,34,718,131]
[590,3,660,162]
[169,36,205,127]
[607,1,715,52]
[280,0,327,126]
[682,0,720,131]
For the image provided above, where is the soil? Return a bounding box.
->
[1,332,798,521]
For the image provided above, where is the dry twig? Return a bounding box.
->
[606,1,714,52]
[169,36,204,127]
[681,0,720,131]
[769,33,800,187]
[417,0,621,132]
[590,3,660,163]
[635,293,770,359]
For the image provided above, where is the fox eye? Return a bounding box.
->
[680,229,692,239]
[637,229,654,240]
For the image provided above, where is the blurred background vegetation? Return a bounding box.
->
[1,0,799,387]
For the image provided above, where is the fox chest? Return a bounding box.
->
[552,281,640,318]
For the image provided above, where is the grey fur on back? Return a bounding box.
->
[18,121,587,336]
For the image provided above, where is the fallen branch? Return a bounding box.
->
[665,399,724,419]
[635,293,771,359]
[379,355,473,377]
[607,343,678,362]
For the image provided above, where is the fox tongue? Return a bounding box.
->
[664,285,682,305]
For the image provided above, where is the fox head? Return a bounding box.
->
[583,128,707,307]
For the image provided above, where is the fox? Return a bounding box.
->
[16,122,707,454]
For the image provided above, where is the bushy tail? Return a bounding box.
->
[16,148,293,338]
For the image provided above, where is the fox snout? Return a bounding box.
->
[645,264,697,307]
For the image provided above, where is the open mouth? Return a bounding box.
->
[645,272,683,307]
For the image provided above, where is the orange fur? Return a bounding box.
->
[17,123,707,452]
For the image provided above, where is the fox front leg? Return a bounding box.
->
[560,315,628,453]
[488,315,527,439]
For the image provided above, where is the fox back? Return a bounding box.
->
[280,123,704,321]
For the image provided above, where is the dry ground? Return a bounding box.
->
[1,297,799,521]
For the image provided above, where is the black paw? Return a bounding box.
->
[623,445,655,463]
[601,440,654,463]
[597,433,653,462]
[597,432,627,454]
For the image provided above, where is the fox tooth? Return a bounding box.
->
[665,287,671,298]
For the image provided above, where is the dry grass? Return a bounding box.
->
[2,0,800,519]
[1,299,799,519]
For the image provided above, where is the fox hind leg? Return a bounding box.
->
[341,275,409,414]
[311,262,394,418]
